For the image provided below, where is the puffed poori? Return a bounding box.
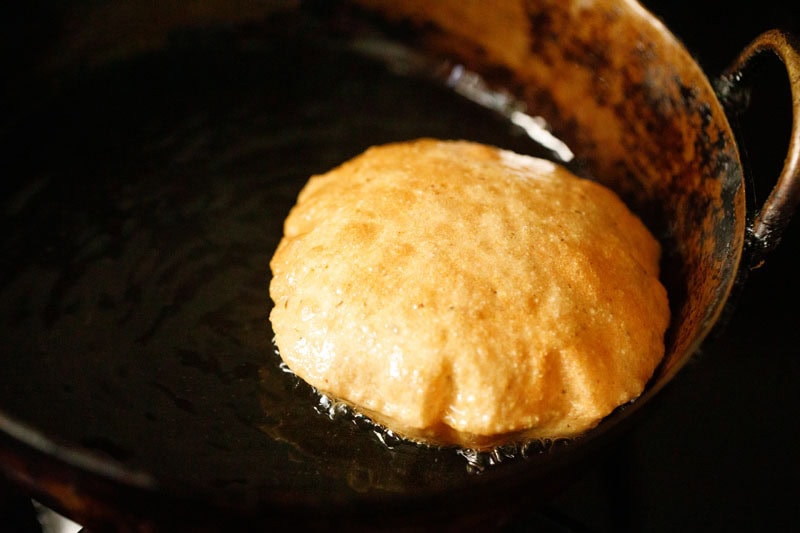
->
[269,139,669,449]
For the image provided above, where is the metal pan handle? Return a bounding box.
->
[716,30,800,266]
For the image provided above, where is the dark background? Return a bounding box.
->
[535,1,800,531]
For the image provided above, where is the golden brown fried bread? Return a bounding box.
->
[269,139,669,448]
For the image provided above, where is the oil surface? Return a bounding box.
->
[0,25,575,504]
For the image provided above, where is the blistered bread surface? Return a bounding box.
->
[269,139,669,448]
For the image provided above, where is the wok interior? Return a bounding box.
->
[0,0,747,526]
